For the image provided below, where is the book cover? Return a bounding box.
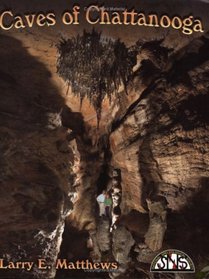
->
[0,0,209,278]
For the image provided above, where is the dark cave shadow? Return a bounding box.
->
[56,223,107,279]
[165,177,209,264]
[168,34,209,85]
[61,104,86,136]
[0,34,68,279]
[58,222,90,261]
[138,138,160,209]
[0,34,65,131]
[95,134,113,195]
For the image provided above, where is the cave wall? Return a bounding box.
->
[108,33,209,275]
[110,34,209,213]
[0,1,209,278]
[0,35,75,279]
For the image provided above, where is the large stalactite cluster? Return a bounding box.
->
[57,30,137,126]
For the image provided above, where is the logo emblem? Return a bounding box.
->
[150,249,195,273]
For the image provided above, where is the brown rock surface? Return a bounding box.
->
[0,1,209,278]
[0,35,74,279]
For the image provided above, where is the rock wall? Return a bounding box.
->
[0,35,75,279]
[108,33,209,276]
[0,16,209,279]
